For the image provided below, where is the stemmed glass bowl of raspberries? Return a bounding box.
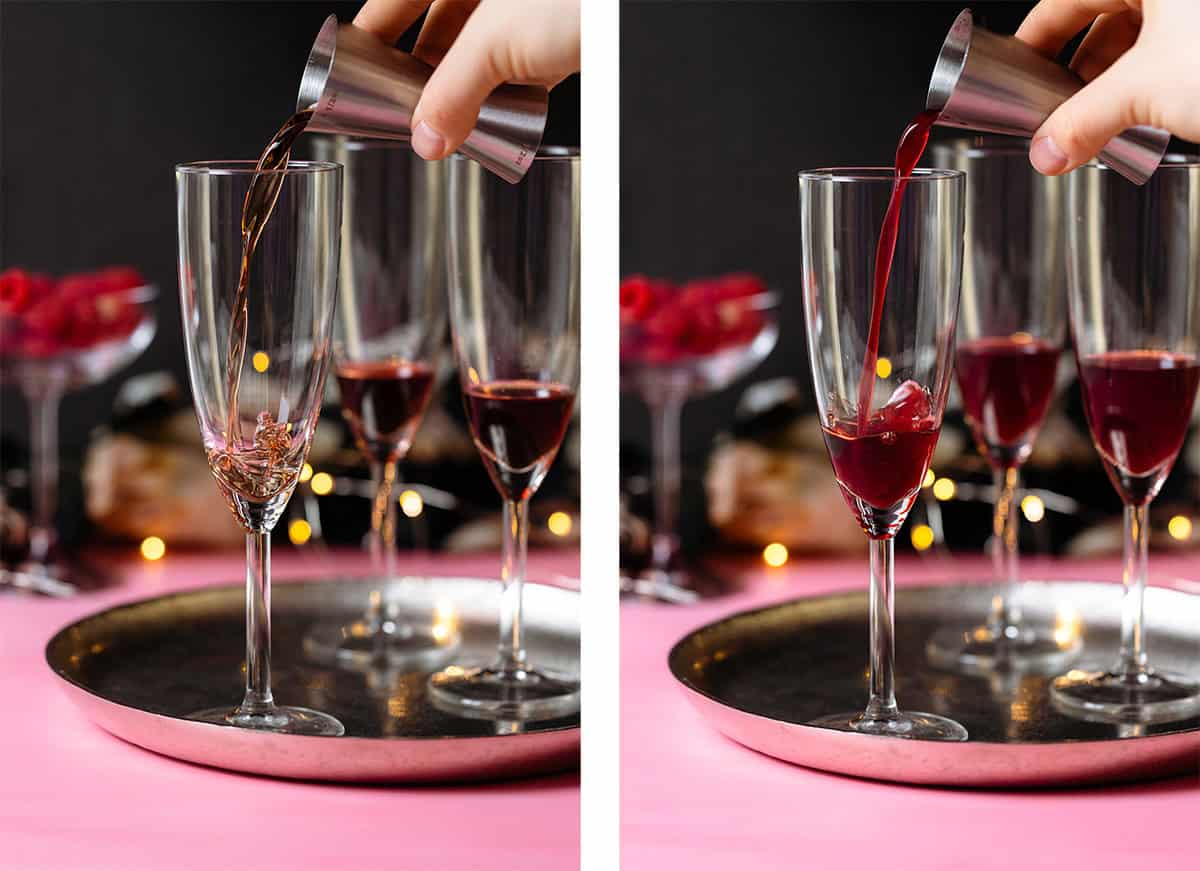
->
[1,267,156,595]
[619,273,778,600]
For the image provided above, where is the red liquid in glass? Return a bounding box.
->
[464,380,576,500]
[824,378,939,518]
[857,109,940,427]
[337,359,435,462]
[1078,351,1200,477]
[822,111,942,525]
[822,421,939,514]
[956,336,1060,453]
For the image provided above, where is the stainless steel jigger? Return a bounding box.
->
[298,15,548,184]
[927,8,1169,185]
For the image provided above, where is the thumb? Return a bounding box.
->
[409,4,509,160]
[1030,50,1152,175]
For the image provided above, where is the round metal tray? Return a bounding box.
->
[47,576,580,782]
[669,580,1200,787]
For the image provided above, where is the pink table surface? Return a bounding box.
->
[0,548,580,871]
[621,554,1200,871]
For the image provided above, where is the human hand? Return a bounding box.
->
[353,0,580,161]
[1016,0,1200,175]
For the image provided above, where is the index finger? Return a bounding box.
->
[353,0,433,44]
[1015,0,1138,58]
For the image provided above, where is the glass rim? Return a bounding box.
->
[175,160,342,176]
[798,167,963,183]
[928,136,1032,157]
[448,145,579,164]
[309,134,414,150]
[1079,154,1200,172]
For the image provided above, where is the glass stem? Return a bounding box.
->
[648,394,683,572]
[365,459,398,628]
[497,497,530,674]
[240,531,274,714]
[863,536,899,722]
[23,384,62,565]
[1116,503,1150,678]
[987,464,1022,634]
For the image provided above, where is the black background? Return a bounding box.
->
[0,1,580,537]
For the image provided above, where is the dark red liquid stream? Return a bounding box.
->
[956,336,1060,454]
[337,359,435,463]
[464,380,576,501]
[857,108,940,428]
[1079,351,1200,478]
[823,110,941,525]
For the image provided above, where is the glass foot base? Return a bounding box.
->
[1,566,76,597]
[1051,668,1200,724]
[809,709,968,741]
[428,665,580,721]
[926,623,1081,676]
[303,617,460,672]
[190,704,345,736]
[1,559,113,597]
[619,561,740,603]
[620,570,700,604]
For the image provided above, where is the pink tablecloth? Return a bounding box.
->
[0,549,579,871]
[621,555,1199,870]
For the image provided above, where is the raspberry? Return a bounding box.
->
[22,295,70,341]
[715,272,767,300]
[94,266,145,292]
[619,274,660,325]
[0,269,33,317]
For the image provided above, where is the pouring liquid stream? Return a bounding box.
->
[212,108,314,503]
[856,109,939,430]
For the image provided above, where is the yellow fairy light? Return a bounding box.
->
[310,472,334,495]
[1021,494,1046,523]
[932,477,956,501]
[922,469,936,489]
[1054,605,1082,648]
[1010,331,1034,345]
[547,511,573,536]
[875,357,893,379]
[467,366,481,385]
[288,518,312,545]
[299,463,314,483]
[763,542,789,568]
[399,489,424,518]
[251,351,270,373]
[1168,515,1193,541]
[140,536,166,561]
[910,524,934,551]
[432,600,458,643]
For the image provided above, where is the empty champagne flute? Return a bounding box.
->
[800,167,967,740]
[301,136,457,670]
[1054,157,1200,723]
[926,137,1080,674]
[177,160,343,735]
[428,148,580,720]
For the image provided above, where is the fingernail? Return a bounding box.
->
[412,121,446,160]
[1030,135,1068,174]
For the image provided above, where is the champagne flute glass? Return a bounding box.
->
[925,137,1080,674]
[800,167,967,740]
[176,160,344,735]
[428,148,580,720]
[1053,157,1200,723]
[301,136,458,670]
